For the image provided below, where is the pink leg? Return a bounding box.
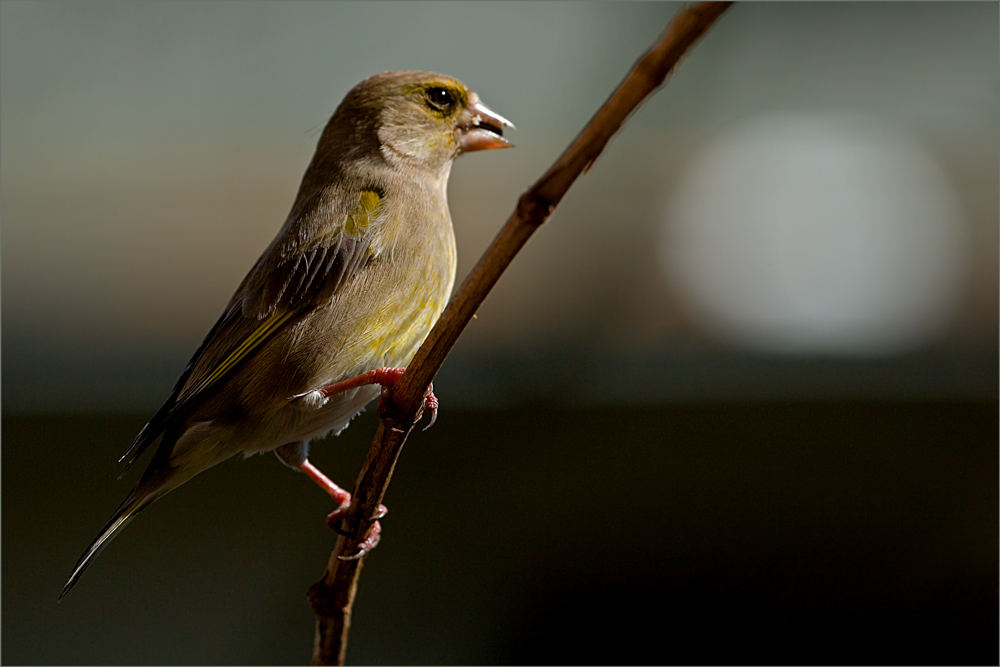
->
[317,366,439,429]
[299,460,351,508]
[302,366,437,558]
[298,460,387,558]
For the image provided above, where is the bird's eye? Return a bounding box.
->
[425,86,455,112]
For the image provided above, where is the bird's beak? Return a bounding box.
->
[457,96,515,153]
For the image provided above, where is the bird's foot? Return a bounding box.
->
[337,520,382,560]
[317,366,439,430]
[300,459,387,558]
[327,504,388,560]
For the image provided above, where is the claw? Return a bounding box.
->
[422,389,439,431]
[338,521,382,560]
[331,506,386,560]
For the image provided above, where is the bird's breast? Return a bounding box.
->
[302,192,457,386]
[362,202,457,369]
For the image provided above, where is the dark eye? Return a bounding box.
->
[425,86,455,112]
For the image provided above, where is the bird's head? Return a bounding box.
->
[324,70,514,178]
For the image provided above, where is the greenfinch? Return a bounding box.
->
[61,70,513,597]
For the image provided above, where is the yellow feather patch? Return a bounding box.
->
[343,190,381,237]
[196,309,297,394]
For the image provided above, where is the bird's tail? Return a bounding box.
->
[59,481,166,599]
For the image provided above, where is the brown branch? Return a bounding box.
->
[308,3,734,664]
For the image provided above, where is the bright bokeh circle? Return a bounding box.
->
[659,112,969,355]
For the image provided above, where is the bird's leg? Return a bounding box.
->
[317,366,439,429]
[298,367,436,558]
[298,459,351,509]
[298,459,387,558]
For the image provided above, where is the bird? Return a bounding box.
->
[61,70,513,598]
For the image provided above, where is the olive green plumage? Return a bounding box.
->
[62,70,512,597]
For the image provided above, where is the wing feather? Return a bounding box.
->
[120,188,383,467]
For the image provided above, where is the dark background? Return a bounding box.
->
[3,2,998,664]
[4,400,997,664]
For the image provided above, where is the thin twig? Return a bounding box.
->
[308,3,734,664]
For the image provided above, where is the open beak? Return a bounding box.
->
[457,95,515,153]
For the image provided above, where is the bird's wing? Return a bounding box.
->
[120,188,384,467]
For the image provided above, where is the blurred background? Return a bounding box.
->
[2,1,996,664]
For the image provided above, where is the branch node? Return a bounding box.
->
[375,392,416,433]
[516,191,555,228]
[307,580,340,619]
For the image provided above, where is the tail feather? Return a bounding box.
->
[63,422,236,599]
[59,488,160,599]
